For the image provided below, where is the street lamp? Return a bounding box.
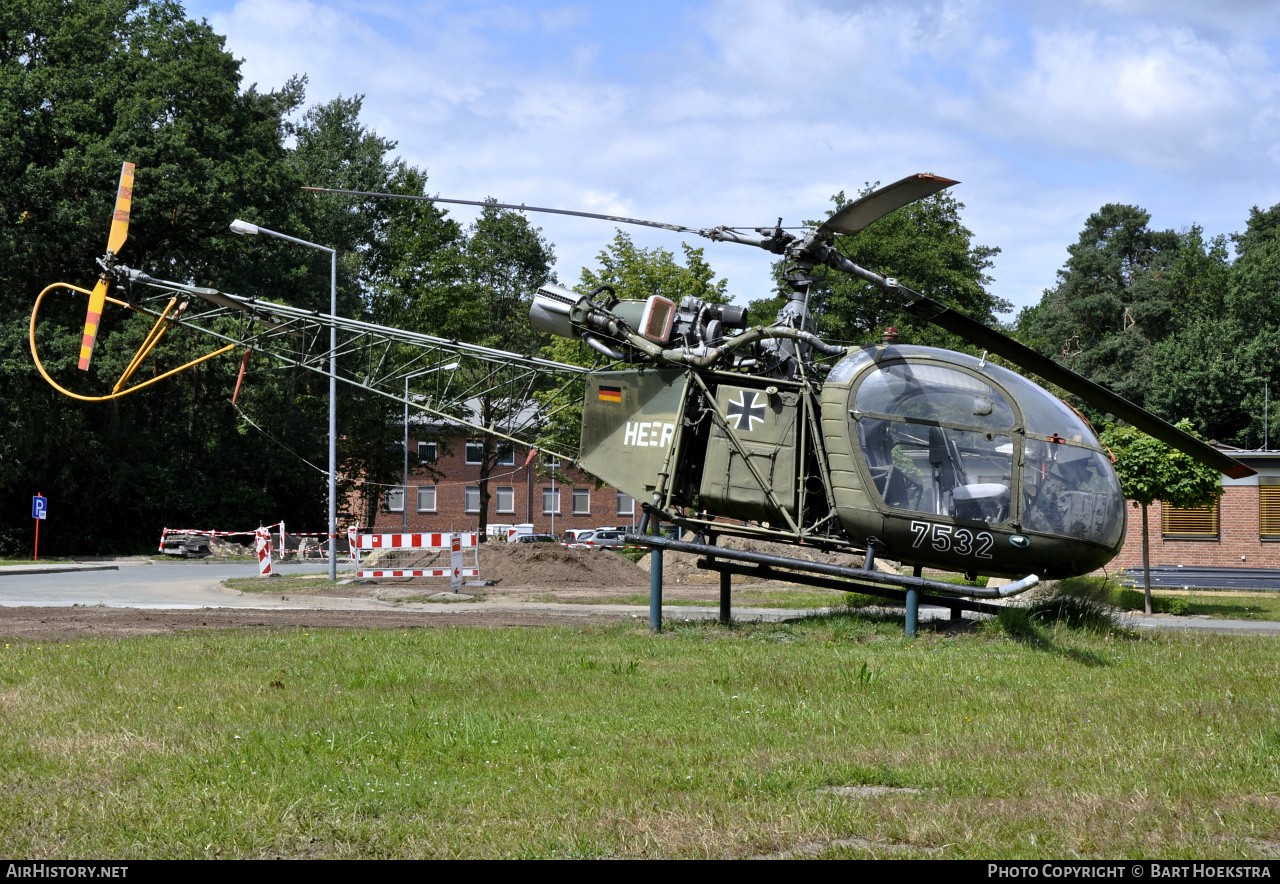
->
[231,219,339,581]
[403,362,459,530]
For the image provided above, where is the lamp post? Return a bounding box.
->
[403,362,459,530]
[230,219,339,581]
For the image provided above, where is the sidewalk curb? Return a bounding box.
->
[0,565,120,577]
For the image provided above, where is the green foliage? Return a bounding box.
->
[578,230,728,308]
[0,1,494,552]
[749,188,1006,348]
[534,231,733,460]
[1099,420,1223,509]
[0,0,328,555]
[1017,201,1280,448]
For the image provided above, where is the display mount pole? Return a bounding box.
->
[649,511,663,634]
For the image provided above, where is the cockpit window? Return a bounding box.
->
[854,362,1016,431]
[981,363,1095,442]
[858,418,1014,524]
[1022,441,1124,546]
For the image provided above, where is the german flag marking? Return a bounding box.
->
[598,385,622,402]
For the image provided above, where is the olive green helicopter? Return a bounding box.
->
[33,166,1254,613]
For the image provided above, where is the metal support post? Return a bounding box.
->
[328,249,337,582]
[650,545,663,634]
[907,564,922,636]
[719,568,731,626]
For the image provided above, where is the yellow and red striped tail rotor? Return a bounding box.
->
[78,161,134,371]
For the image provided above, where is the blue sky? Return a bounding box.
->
[182,0,1280,315]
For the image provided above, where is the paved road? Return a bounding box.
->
[0,560,342,609]
[2,561,1278,634]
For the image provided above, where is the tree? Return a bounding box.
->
[1017,205,1183,418]
[1100,420,1223,615]
[533,231,733,458]
[1018,202,1280,449]
[748,188,1005,348]
[0,0,324,555]
[282,95,466,529]
[393,203,555,540]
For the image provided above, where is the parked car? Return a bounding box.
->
[562,529,595,545]
[514,533,558,544]
[587,530,627,550]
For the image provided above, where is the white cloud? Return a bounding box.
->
[198,0,1280,314]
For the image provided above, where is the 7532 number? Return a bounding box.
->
[909,521,994,558]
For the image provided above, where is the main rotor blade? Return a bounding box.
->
[302,186,698,234]
[814,244,1253,477]
[902,293,1255,479]
[817,173,959,238]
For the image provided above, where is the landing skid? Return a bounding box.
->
[623,531,1039,635]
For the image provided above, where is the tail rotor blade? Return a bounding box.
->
[78,278,109,370]
[78,161,135,371]
[107,161,135,255]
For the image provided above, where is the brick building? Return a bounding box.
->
[360,431,638,538]
[1108,449,1280,571]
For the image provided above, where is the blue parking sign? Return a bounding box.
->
[32,496,46,520]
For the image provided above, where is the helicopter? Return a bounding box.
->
[31,165,1255,609]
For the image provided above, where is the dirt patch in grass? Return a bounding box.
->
[819,785,923,798]
[361,542,650,589]
[750,834,937,858]
[0,606,634,641]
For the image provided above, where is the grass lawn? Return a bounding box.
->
[1,611,1279,858]
[1063,577,1280,622]
[224,574,356,593]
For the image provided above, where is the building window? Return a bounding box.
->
[572,488,590,514]
[544,452,561,467]
[418,441,437,462]
[386,487,405,512]
[496,486,515,514]
[465,486,481,513]
[417,485,437,512]
[617,492,635,516]
[465,441,483,464]
[1262,484,1280,539]
[542,487,560,514]
[497,444,515,466]
[1162,501,1219,540]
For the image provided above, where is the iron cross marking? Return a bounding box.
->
[726,390,766,432]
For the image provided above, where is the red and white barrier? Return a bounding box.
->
[356,531,479,580]
[358,568,481,578]
[254,527,272,576]
[347,525,360,564]
[158,524,280,552]
[357,532,477,550]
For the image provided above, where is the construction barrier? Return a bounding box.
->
[356,532,479,581]
[254,526,272,576]
[158,524,356,566]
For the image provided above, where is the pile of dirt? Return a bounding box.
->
[361,541,649,588]
[208,537,253,559]
[635,533,876,585]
